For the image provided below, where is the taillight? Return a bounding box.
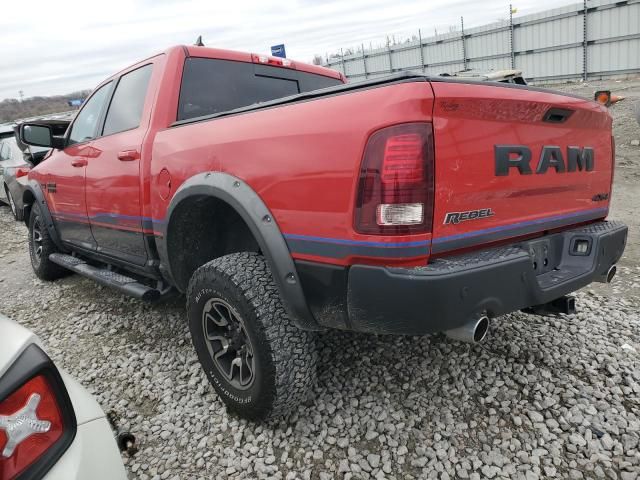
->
[15,167,31,178]
[355,123,434,234]
[0,344,76,480]
[0,376,63,479]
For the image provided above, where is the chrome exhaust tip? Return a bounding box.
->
[606,265,617,283]
[445,315,490,343]
[597,265,617,283]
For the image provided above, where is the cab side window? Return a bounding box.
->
[103,64,153,136]
[68,82,112,146]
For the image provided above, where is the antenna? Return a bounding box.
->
[194,35,204,47]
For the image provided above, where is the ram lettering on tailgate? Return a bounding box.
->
[494,145,594,176]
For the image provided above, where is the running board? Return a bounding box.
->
[49,253,160,301]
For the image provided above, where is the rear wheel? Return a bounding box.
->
[6,186,23,221]
[187,252,317,421]
[28,204,68,280]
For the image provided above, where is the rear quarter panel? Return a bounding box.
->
[151,82,434,265]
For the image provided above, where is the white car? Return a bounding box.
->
[0,315,127,480]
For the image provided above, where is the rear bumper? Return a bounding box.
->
[300,221,627,335]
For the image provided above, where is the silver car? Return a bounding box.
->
[0,119,69,221]
[0,128,46,221]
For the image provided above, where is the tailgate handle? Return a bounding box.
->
[542,108,574,123]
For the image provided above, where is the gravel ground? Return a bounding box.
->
[1,78,639,480]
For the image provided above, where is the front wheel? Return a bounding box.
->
[187,252,317,421]
[28,204,68,280]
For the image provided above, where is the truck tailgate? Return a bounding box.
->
[430,81,613,254]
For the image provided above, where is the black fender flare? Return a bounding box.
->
[22,181,66,252]
[157,172,321,331]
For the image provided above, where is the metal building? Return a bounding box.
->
[325,0,640,83]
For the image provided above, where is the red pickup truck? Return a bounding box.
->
[19,45,627,420]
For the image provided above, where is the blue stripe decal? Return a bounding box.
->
[92,213,166,224]
[51,207,607,256]
[285,208,608,258]
[52,211,166,226]
[283,233,430,248]
[432,207,608,244]
[93,213,152,221]
[52,211,87,219]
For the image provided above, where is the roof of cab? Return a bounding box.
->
[181,45,343,81]
[93,44,345,95]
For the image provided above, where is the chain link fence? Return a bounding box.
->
[325,0,640,84]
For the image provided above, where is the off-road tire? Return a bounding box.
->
[5,185,23,221]
[28,204,68,280]
[187,252,317,421]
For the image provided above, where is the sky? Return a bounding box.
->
[0,0,576,101]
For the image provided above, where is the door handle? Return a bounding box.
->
[71,159,87,167]
[118,149,140,161]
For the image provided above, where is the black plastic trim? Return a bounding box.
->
[0,344,77,480]
[22,181,66,253]
[49,253,159,301]
[159,172,320,331]
[295,260,350,330]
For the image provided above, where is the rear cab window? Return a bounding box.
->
[177,58,343,121]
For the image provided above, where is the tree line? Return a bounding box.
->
[0,90,90,123]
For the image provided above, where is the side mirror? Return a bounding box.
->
[19,123,65,149]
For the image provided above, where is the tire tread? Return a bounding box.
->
[187,252,317,420]
[28,205,68,281]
